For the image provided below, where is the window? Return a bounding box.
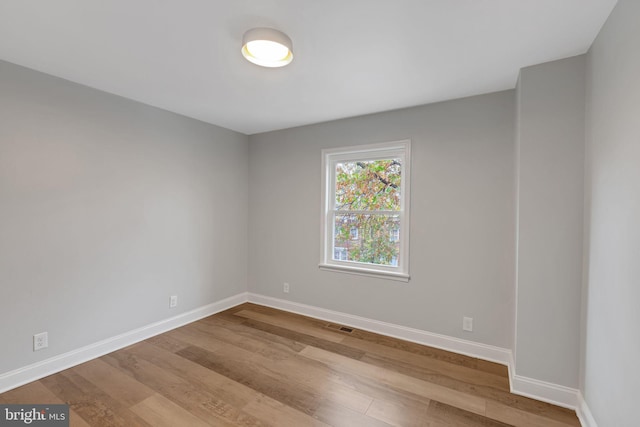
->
[350,226,359,240]
[320,140,411,281]
[334,247,348,261]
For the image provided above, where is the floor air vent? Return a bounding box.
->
[326,323,354,334]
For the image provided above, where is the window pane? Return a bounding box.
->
[333,213,400,266]
[335,159,402,211]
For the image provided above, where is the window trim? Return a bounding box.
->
[319,140,411,282]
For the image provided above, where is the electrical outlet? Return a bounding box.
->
[170,295,178,308]
[463,317,473,332]
[283,282,290,293]
[33,332,48,351]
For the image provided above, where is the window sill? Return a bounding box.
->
[318,263,410,282]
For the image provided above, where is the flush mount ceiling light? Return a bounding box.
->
[241,28,293,68]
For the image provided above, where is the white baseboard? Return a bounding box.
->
[1,289,586,424]
[247,294,586,417]
[247,293,513,366]
[509,373,579,410]
[576,392,598,427]
[0,292,248,394]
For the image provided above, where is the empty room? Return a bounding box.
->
[0,1,637,426]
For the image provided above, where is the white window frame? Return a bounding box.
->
[319,140,411,282]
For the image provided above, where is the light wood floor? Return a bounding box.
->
[0,303,580,426]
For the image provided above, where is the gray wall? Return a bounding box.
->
[583,0,640,424]
[248,91,516,349]
[0,60,249,374]
[514,56,585,388]
[7,10,638,416]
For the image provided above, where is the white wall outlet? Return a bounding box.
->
[463,317,473,332]
[33,332,48,351]
[170,295,178,308]
[283,282,290,293]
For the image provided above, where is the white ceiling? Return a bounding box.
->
[0,1,617,135]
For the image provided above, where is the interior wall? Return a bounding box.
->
[583,0,640,424]
[0,60,249,375]
[248,91,516,349]
[514,56,586,388]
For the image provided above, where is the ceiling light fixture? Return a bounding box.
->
[241,28,293,68]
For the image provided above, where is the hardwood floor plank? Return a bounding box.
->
[130,394,213,427]
[476,359,511,377]
[359,351,577,424]
[132,340,263,409]
[234,309,346,343]
[68,410,93,427]
[41,370,152,427]
[485,400,580,427]
[144,333,190,353]
[480,391,578,425]
[170,325,378,415]
[103,346,266,426]
[199,315,308,354]
[0,303,580,427]
[362,355,575,422]
[342,335,509,391]
[347,327,506,375]
[175,344,322,416]
[0,381,91,427]
[345,331,575,425]
[313,400,394,427]
[200,323,429,410]
[0,380,65,404]
[70,358,155,407]
[320,382,373,414]
[239,317,367,359]
[182,319,302,361]
[242,395,330,427]
[427,400,513,427]
[299,345,487,416]
[183,317,373,414]
[365,398,431,427]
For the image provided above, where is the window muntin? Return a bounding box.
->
[320,141,410,281]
